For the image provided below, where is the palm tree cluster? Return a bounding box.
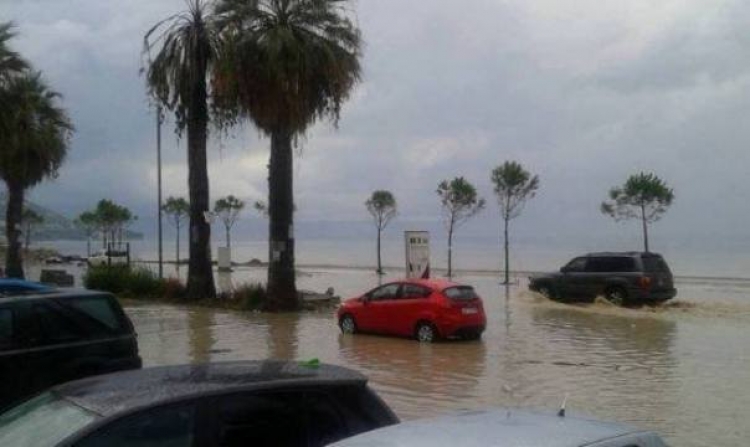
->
[144,0,362,309]
[0,22,73,279]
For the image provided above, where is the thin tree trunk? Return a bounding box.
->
[185,68,216,299]
[447,219,454,279]
[5,183,25,279]
[176,221,181,265]
[266,128,298,311]
[503,217,510,285]
[225,225,230,250]
[641,203,649,252]
[376,225,382,274]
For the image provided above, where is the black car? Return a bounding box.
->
[528,252,676,305]
[0,360,399,447]
[0,290,141,409]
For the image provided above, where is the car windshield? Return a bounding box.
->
[443,286,479,300]
[0,392,98,446]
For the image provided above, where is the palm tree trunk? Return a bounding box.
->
[5,183,25,279]
[266,128,298,311]
[503,217,510,285]
[185,74,216,299]
[225,225,231,250]
[641,203,649,252]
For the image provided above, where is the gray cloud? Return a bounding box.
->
[5,0,750,270]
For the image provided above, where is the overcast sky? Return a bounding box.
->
[4,0,750,268]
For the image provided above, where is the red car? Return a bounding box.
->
[336,278,486,342]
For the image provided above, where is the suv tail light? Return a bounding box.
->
[638,276,652,289]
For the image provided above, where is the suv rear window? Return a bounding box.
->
[642,256,670,272]
[443,286,479,300]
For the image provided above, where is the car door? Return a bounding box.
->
[394,284,432,336]
[360,283,401,334]
[558,257,590,300]
[0,302,33,409]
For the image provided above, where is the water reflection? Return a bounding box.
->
[338,334,487,418]
[187,308,215,364]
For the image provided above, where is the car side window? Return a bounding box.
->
[215,393,305,447]
[31,303,86,344]
[63,296,126,333]
[401,284,430,299]
[73,403,196,447]
[564,257,587,272]
[369,284,400,301]
[0,308,14,350]
[214,391,350,447]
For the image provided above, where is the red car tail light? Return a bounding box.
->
[638,276,652,289]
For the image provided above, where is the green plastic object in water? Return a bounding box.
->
[300,358,320,368]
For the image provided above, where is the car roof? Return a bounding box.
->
[399,278,464,290]
[0,288,111,303]
[329,408,662,447]
[54,360,370,417]
[584,252,663,258]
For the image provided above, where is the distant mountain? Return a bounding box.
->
[0,194,143,241]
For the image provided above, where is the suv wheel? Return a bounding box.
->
[339,315,357,334]
[415,322,438,343]
[605,286,627,306]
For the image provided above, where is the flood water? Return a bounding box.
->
[124,268,750,447]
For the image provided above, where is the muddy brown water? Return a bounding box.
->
[124,270,750,447]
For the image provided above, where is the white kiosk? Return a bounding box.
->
[404,231,430,279]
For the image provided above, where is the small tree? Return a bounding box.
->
[491,161,539,285]
[162,197,189,264]
[601,172,674,252]
[214,195,245,250]
[365,190,397,275]
[75,211,99,257]
[21,207,43,252]
[437,177,485,278]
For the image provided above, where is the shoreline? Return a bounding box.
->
[134,259,750,284]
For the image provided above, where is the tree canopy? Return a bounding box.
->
[491,161,539,221]
[601,172,674,252]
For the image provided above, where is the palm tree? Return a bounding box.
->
[0,73,72,278]
[144,0,220,299]
[214,0,362,311]
[0,22,28,84]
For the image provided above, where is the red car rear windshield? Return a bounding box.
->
[443,286,479,300]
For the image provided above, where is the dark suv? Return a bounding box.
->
[0,290,141,409]
[528,252,676,305]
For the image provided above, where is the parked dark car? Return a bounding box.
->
[0,360,399,447]
[329,408,668,447]
[528,252,676,305]
[0,290,141,410]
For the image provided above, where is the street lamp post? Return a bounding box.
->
[157,105,164,279]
